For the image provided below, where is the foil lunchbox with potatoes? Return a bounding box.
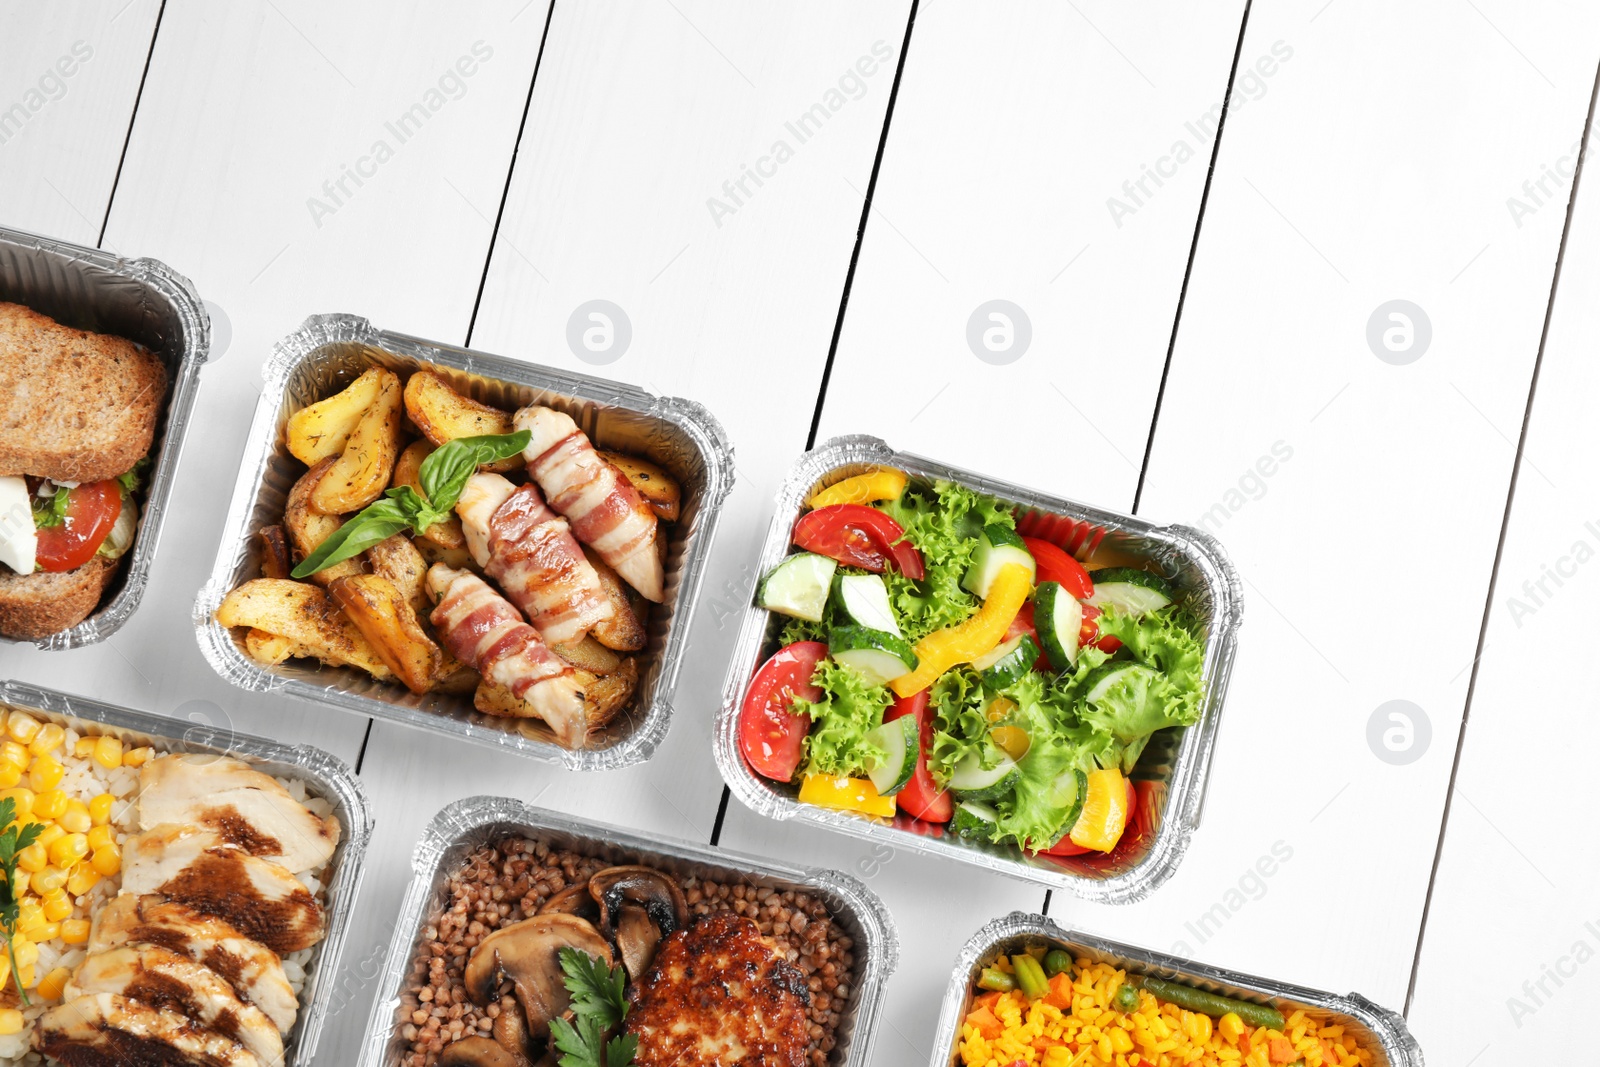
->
[196,313,733,770]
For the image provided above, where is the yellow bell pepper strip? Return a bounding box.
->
[807,469,909,509]
[890,562,1032,698]
[798,774,897,818]
[1068,766,1129,851]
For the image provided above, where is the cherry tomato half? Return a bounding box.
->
[1079,603,1123,653]
[793,504,925,580]
[35,480,122,573]
[1021,536,1093,599]
[885,689,952,823]
[739,641,827,782]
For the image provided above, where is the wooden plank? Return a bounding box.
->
[0,0,161,244]
[1407,65,1600,1067]
[716,2,1248,1060]
[1052,0,1600,1015]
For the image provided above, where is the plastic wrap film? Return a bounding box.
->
[715,435,1243,904]
[355,795,898,1067]
[0,225,211,649]
[195,313,735,770]
[0,679,373,1065]
[931,913,1423,1067]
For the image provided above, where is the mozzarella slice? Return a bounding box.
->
[0,476,36,575]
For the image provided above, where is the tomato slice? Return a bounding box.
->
[1021,536,1093,599]
[1079,603,1123,653]
[34,480,122,573]
[885,689,952,823]
[793,504,925,580]
[740,641,827,782]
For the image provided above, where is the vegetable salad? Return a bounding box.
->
[739,469,1207,858]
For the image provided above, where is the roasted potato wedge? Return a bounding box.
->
[259,525,292,580]
[367,533,430,619]
[582,546,647,652]
[430,656,480,694]
[391,438,469,549]
[310,367,403,514]
[550,635,624,676]
[244,628,304,665]
[217,579,392,679]
[286,367,386,466]
[600,450,681,522]
[329,574,441,694]
[414,536,476,572]
[403,370,520,472]
[285,457,365,587]
[474,657,637,730]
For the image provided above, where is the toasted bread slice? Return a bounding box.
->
[0,555,119,639]
[0,302,167,483]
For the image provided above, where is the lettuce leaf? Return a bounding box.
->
[877,480,1016,642]
[31,487,68,530]
[928,666,991,780]
[793,660,891,777]
[1077,606,1206,771]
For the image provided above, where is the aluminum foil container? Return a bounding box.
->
[933,913,1423,1067]
[356,795,898,1067]
[0,679,372,1065]
[0,225,211,649]
[195,313,734,770]
[716,435,1243,904]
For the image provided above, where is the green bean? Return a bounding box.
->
[977,966,1015,992]
[1011,954,1050,999]
[1137,977,1286,1030]
[1044,949,1073,978]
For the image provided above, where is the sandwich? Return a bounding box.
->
[0,301,166,639]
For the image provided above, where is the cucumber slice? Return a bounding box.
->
[828,625,918,686]
[834,573,901,637]
[951,799,1000,841]
[974,634,1041,690]
[962,523,1036,598]
[1086,567,1173,617]
[1084,661,1163,704]
[758,552,838,621]
[1033,581,1083,670]
[949,751,1020,801]
[863,714,919,796]
[1048,767,1088,841]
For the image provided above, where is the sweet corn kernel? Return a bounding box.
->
[91,737,122,769]
[27,724,64,756]
[73,737,94,759]
[59,919,89,944]
[29,755,63,792]
[41,890,72,923]
[59,799,91,835]
[18,964,37,990]
[16,900,42,929]
[90,844,121,877]
[10,870,28,897]
[88,793,114,827]
[6,715,39,745]
[0,743,25,770]
[122,745,152,768]
[36,965,70,1001]
[0,763,21,790]
[16,842,46,873]
[31,866,67,893]
[66,866,99,896]
[20,920,59,943]
[87,825,116,852]
[31,788,67,820]
[1220,1013,1246,1042]
[0,1008,21,1035]
[13,937,38,969]
[1191,1013,1213,1043]
[48,833,88,868]
[0,787,35,816]
[1110,1028,1134,1054]
[34,824,64,850]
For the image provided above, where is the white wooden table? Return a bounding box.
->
[2,2,1595,1063]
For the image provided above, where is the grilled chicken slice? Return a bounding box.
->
[138,753,340,874]
[121,825,326,955]
[66,945,284,1065]
[627,913,811,1067]
[33,992,263,1067]
[90,895,298,1034]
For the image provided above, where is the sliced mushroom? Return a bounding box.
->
[441,1036,529,1067]
[462,914,612,1038]
[588,866,689,979]
[492,1000,532,1061]
[537,884,601,923]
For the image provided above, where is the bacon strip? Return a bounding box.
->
[514,406,665,602]
[455,473,613,645]
[426,564,587,748]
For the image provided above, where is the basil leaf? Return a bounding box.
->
[290,499,413,578]
[384,485,452,535]
[417,431,530,513]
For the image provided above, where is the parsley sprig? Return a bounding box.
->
[549,948,637,1067]
[0,796,44,1005]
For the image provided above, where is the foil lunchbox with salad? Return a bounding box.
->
[719,437,1241,901]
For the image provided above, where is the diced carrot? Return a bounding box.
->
[966,1006,1004,1040]
[1032,1037,1063,1051]
[971,991,1003,1015]
[1321,1039,1345,1066]
[1268,1036,1298,1064]
[1045,971,1075,1009]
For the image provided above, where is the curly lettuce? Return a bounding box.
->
[877,480,1016,642]
[928,666,990,778]
[1078,606,1206,771]
[792,659,891,776]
